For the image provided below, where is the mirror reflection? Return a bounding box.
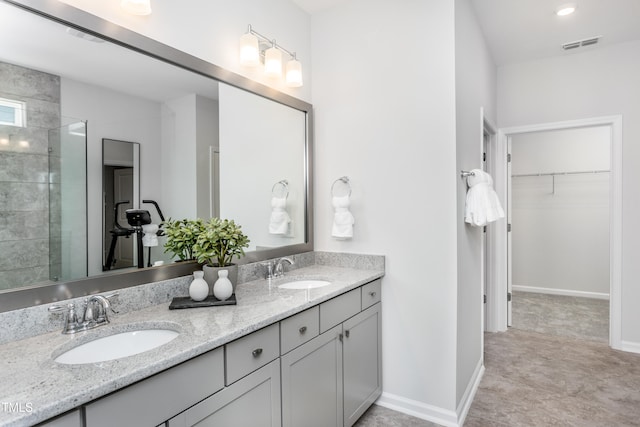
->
[0,1,308,294]
[102,138,140,271]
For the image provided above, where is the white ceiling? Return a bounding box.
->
[468,0,640,66]
[294,0,640,66]
[292,0,346,15]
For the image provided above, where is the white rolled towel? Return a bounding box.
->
[142,223,159,247]
[332,195,355,239]
[464,169,505,226]
[269,196,291,235]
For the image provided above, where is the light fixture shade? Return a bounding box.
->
[239,33,260,67]
[121,0,152,15]
[285,58,303,87]
[264,46,282,78]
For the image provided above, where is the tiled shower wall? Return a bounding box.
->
[0,61,60,290]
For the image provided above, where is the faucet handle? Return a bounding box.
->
[48,303,76,333]
[261,261,275,279]
[48,303,73,313]
[104,292,119,314]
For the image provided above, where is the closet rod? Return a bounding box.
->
[512,169,610,178]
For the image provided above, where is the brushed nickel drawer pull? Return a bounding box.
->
[252,348,263,357]
[299,326,307,334]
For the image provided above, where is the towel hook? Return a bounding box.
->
[272,179,289,198]
[460,170,476,178]
[331,176,351,197]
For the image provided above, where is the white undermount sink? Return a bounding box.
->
[278,280,332,290]
[55,329,179,365]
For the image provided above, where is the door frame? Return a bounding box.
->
[489,115,622,350]
[481,111,500,335]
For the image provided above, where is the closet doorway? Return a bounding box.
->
[488,115,622,350]
[509,126,610,343]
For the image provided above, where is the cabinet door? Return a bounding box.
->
[343,303,382,427]
[281,325,343,427]
[167,359,281,427]
[37,410,81,427]
[85,348,224,427]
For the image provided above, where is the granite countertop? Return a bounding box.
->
[0,264,383,427]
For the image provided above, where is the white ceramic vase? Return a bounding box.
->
[203,264,238,293]
[213,270,233,301]
[189,270,209,301]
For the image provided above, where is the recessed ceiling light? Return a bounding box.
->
[556,3,577,16]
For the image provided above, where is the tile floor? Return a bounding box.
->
[356,292,640,427]
[511,291,609,343]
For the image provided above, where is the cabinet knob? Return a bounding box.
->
[345,330,350,338]
[299,326,307,334]
[369,291,377,297]
[252,348,263,357]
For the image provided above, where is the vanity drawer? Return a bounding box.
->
[225,323,279,385]
[280,306,320,354]
[85,347,224,427]
[320,288,361,333]
[361,279,382,309]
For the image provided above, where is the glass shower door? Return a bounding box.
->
[48,120,87,281]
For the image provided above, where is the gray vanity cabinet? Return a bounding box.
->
[84,348,224,427]
[166,359,281,427]
[343,303,382,427]
[281,325,344,427]
[36,410,81,427]
[281,282,382,427]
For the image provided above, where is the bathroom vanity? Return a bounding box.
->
[0,259,383,427]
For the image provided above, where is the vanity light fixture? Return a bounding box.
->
[239,25,303,87]
[264,42,283,78]
[239,31,260,67]
[556,3,577,16]
[121,0,152,16]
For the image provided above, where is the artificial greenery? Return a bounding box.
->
[162,218,205,261]
[193,218,250,267]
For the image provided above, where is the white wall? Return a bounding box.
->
[511,127,610,296]
[498,39,640,344]
[58,0,312,103]
[511,127,610,175]
[61,78,162,275]
[454,0,497,411]
[311,0,460,420]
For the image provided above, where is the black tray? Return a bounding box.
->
[169,293,237,310]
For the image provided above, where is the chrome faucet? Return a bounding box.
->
[49,293,119,334]
[274,257,294,278]
[261,257,295,280]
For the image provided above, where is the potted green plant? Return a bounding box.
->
[193,218,250,292]
[162,218,205,261]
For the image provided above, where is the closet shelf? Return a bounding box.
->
[512,169,609,178]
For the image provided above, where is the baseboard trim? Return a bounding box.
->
[512,285,609,300]
[375,360,484,427]
[621,340,640,354]
[456,359,484,425]
[376,392,458,427]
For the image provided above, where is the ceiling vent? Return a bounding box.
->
[562,36,601,50]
